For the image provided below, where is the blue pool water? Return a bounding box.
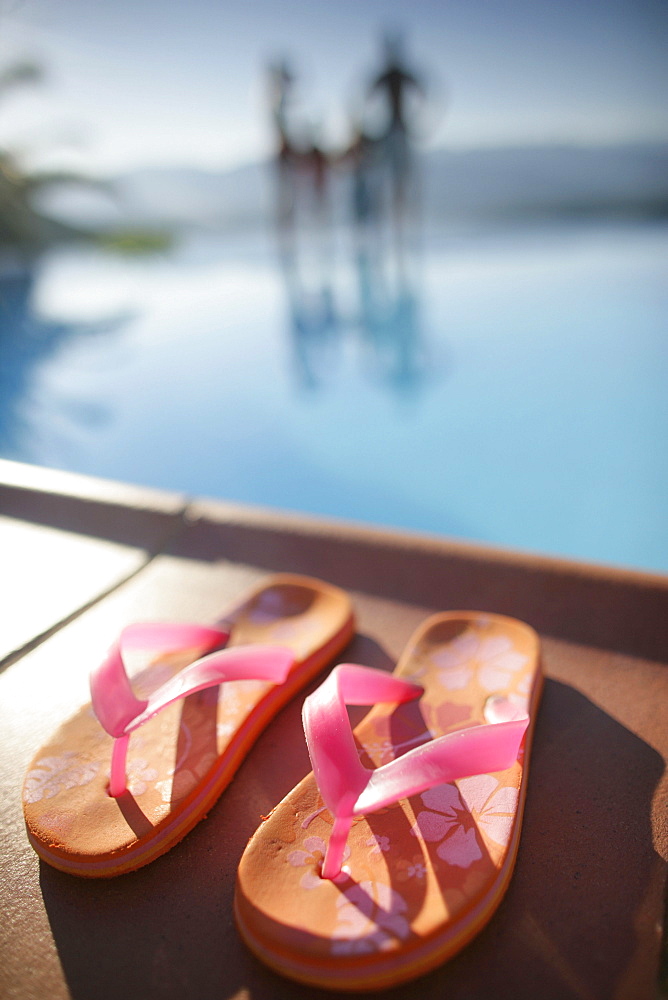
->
[2,219,667,574]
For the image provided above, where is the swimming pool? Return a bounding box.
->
[2,218,667,574]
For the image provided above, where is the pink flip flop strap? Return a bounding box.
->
[91,623,230,737]
[90,623,295,796]
[303,664,529,879]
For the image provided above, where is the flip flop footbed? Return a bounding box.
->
[23,575,354,877]
[235,612,542,990]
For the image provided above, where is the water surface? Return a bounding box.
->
[2,219,666,574]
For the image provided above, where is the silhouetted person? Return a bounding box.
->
[370,34,422,133]
[368,32,425,228]
[268,59,298,233]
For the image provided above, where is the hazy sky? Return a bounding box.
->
[1,0,667,174]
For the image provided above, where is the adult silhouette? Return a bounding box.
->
[368,32,425,223]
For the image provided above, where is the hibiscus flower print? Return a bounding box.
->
[366,834,390,855]
[125,758,159,796]
[155,750,217,803]
[411,783,482,867]
[331,881,410,955]
[411,774,518,867]
[430,629,527,693]
[360,738,396,765]
[23,753,100,803]
[396,855,427,881]
[288,835,351,888]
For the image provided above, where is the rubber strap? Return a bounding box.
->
[303,664,529,879]
[91,623,230,738]
[90,623,295,797]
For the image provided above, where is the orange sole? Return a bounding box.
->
[23,574,355,877]
[235,611,542,990]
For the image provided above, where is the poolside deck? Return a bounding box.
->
[1,457,666,1000]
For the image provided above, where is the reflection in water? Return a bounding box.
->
[0,268,125,459]
[271,31,436,399]
[356,249,427,394]
[0,56,166,463]
[280,245,340,392]
[279,237,431,398]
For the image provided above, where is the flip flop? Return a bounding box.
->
[23,573,354,877]
[235,610,542,991]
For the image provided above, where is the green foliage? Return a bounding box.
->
[94,229,174,255]
[0,59,173,259]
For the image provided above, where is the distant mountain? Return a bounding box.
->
[423,142,668,221]
[35,141,668,234]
